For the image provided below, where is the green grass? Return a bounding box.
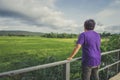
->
[0,35,119,80]
[0,36,116,73]
[0,36,80,72]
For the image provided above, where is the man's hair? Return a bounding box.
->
[84,19,95,30]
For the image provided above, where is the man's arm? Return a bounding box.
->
[67,44,81,60]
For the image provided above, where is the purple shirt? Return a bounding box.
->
[77,30,101,66]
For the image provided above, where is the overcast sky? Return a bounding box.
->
[0,0,120,33]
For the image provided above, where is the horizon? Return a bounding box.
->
[0,30,119,34]
[0,0,120,33]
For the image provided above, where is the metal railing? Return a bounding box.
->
[0,49,120,80]
[98,49,120,80]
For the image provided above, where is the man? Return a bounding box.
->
[67,19,101,80]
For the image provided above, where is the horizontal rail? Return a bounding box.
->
[99,60,120,72]
[0,57,81,77]
[0,49,120,77]
[101,49,120,56]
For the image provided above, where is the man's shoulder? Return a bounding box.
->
[79,32,86,37]
[80,31,86,35]
[79,31,100,36]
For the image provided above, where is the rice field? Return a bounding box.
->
[0,36,81,72]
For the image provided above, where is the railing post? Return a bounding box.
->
[106,68,109,80]
[118,51,120,72]
[63,62,70,80]
[117,63,119,73]
[116,51,120,73]
[117,51,120,60]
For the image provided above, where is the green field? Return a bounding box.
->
[0,35,119,73]
[0,35,119,80]
[0,36,81,72]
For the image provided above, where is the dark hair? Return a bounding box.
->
[84,19,95,30]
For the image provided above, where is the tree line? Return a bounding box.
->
[0,30,119,38]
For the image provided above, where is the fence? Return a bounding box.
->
[0,49,120,80]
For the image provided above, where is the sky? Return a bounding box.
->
[0,0,120,33]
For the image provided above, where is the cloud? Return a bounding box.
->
[0,0,119,33]
[96,10,116,20]
[95,24,120,33]
[0,0,78,33]
[104,25,120,33]
[93,0,120,33]
[95,0,120,25]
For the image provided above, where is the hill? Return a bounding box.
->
[0,30,44,36]
[0,30,78,38]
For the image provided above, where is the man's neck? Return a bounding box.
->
[84,29,93,32]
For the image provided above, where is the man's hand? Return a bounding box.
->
[67,57,72,61]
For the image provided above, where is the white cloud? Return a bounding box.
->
[0,17,25,26]
[95,0,120,24]
[95,25,105,33]
[0,0,78,33]
[96,10,116,20]
[0,0,119,33]
[94,0,120,33]
[105,25,120,33]
[113,0,120,5]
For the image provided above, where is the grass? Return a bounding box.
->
[0,36,80,72]
[0,36,112,73]
[0,35,119,80]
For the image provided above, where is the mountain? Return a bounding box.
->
[0,30,44,36]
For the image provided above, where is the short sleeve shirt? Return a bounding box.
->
[77,30,101,66]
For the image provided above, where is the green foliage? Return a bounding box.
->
[42,32,78,38]
[100,32,111,38]
[0,34,119,80]
[101,34,120,52]
[100,34,120,80]
[0,36,77,73]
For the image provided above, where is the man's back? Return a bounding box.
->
[77,30,101,66]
